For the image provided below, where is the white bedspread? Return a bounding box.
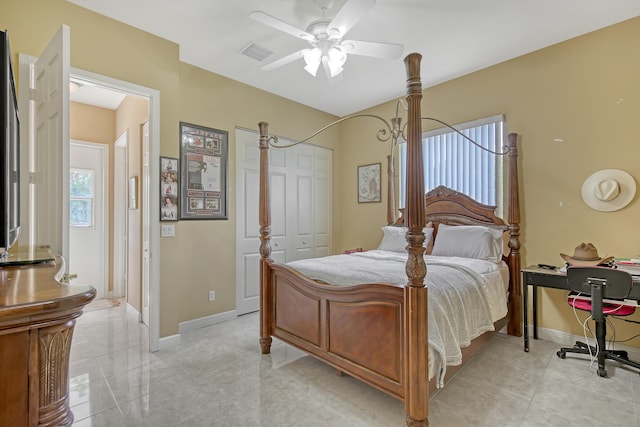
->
[287,250,507,387]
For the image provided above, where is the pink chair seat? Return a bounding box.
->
[568,297,635,316]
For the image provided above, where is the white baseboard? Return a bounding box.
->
[126,302,142,322]
[178,310,238,334]
[155,311,238,351]
[158,334,181,350]
[530,324,640,361]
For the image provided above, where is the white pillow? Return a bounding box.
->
[377,226,433,253]
[377,226,407,252]
[431,224,503,263]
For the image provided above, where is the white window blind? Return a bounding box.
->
[399,114,505,213]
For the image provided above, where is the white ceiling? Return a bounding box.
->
[66,0,640,116]
[70,80,127,110]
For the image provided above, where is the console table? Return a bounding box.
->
[0,250,95,427]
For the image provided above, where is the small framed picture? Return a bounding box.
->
[128,176,138,209]
[160,156,179,221]
[358,163,381,203]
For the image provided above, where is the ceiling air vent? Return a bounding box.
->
[240,42,273,62]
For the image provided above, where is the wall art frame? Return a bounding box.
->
[179,122,228,220]
[160,156,179,221]
[357,163,381,203]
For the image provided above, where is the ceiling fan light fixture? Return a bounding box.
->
[303,48,322,76]
[251,0,402,79]
[326,47,347,77]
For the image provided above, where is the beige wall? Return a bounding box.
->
[70,102,115,144]
[340,17,640,347]
[2,0,339,337]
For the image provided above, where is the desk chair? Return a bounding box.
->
[557,266,640,377]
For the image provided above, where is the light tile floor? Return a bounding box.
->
[70,301,640,426]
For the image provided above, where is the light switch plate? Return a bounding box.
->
[161,224,175,237]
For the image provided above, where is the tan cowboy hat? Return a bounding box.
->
[581,169,636,212]
[560,242,614,266]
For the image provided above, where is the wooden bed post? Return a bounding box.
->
[258,121,273,354]
[403,53,429,427]
[505,132,522,337]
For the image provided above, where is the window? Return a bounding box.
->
[70,168,94,227]
[399,114,504,215]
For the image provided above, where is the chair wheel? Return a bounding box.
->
[557,351,566,359]
[598,368,607,377]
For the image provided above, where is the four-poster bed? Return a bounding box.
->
[257,53,522,426]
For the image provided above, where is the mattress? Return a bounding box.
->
[286,250,509,387]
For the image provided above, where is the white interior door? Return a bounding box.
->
[235,129,265,315]
[141,121,150,326]
[235,129,288,315]
[69,141,107,297]
[235,128,332,315]
[289,144,313,261]
[313,146,332,257]
[32,26,70,264]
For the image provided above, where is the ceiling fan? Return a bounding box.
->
[250,0,404,79]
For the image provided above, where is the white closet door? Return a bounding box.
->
[288,144,314,262]
[235,128,332,315]
[313,146,332,258]
[235,129,288,315]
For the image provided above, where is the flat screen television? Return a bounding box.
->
[0,29,20,257]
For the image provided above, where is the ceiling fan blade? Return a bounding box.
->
[340,39,404,59]
[261,49,310,71]
[328,0,376,39]
[250,11,315,41]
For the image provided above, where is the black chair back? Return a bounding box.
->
[567,266,632,300]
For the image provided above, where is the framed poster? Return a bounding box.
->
[358,163,381,203]
[160,156,179,221]
[179,122,228,220]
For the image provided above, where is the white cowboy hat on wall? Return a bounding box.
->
[581,169,636,212]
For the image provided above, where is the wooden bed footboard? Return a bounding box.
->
[261,262,407,399]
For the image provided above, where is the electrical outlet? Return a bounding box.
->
[208,290,216,302]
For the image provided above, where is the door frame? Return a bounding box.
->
[70,68,161,352]
[69,140,109,299]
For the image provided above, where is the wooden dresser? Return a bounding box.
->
[0,248,95,427]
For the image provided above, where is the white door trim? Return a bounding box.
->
[113,131,129,299]
[68,68,161,352]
